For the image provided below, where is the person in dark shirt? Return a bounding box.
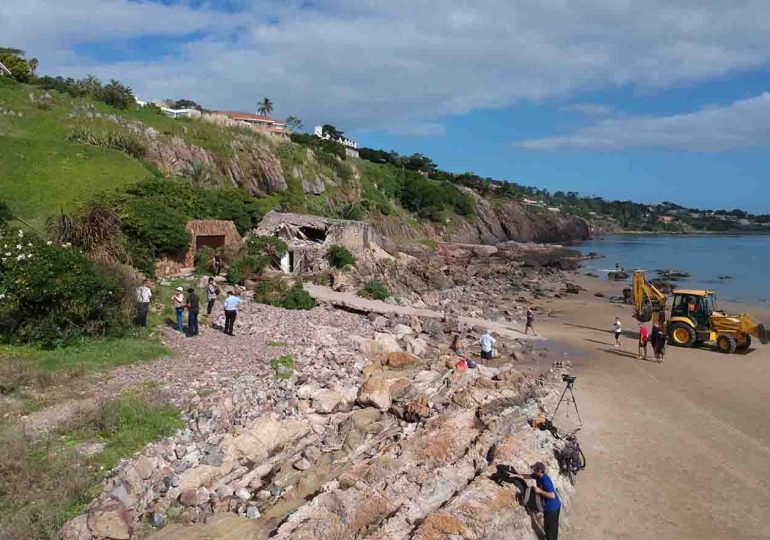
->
[514,461,561,540]
[186,287,200,337]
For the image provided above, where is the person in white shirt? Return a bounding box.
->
[222,290,242,336]
[613,316,622,347]
[479,330,497,361]
[172,287,185,332]
[135,279,152,327]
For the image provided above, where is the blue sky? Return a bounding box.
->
[3,0,770,212]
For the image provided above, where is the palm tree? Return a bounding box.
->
[28,57,38,76]
[257,97,273,117]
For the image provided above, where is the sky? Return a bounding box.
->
[2,1,770,212]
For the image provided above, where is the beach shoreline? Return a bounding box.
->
[538,272,770,540]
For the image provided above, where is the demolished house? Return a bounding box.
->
[254,211,374,274]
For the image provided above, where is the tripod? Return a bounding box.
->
[550,377,583,427]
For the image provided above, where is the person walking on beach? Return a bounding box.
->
[479,329,496,362]
[186,287,200,337]
[135,279,152,327]
[638,322,649,360]
[525,308,537,336]
[513,462,561,540]
[206,277,218,316]
[172,286,185,332]
[613,316,622,347]
[223,290,242,336]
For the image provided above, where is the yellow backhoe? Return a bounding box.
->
[632,271,768,353]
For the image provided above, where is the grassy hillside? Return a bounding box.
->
[0,77,153,228]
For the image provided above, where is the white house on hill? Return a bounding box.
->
[314,126,359,158]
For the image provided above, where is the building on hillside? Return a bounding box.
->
[0,61,11,77]
[216,111,290,138]
[521,198,539,206]
[547,207,561,213]
[254,211,373,274]
[161,107,202,119]
[155,220,242,276]
[313,126,359,158]
[657,215,674,223]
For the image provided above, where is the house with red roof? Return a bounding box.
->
[220,111,289,138]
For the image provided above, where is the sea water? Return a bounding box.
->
[576,234,770,305]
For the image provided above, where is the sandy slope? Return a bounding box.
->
[540,274,770,540]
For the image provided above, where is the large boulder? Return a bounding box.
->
[87,502,132,540]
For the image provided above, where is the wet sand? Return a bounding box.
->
[540,274,770,540]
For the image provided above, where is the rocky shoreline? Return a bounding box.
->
[60,240,579,540]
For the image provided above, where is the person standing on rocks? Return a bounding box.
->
[172,286,185,333]
[525,308,537,336]
[206,277,218,317]
[513,462,561,540]
[223,290,242,336]
[212,252,222,276]
[479,329,496,362]
[134,279,152,327]
[186,287,200,337]
[613,316,623,347]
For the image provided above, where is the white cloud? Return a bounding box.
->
[514,93,770,151]
[560,103,620,118]
[3,1,770,135]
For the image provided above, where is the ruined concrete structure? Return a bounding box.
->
[254,211,374,274]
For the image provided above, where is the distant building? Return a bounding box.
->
[0,61,12,77]
[314,126,359,158]
[547,207,561,213]
[521,198,539,206]
[657,215,674,223]
[217,111,289,138]
[161,107,201,119]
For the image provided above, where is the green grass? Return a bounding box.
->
[266,341,289,347]
[417,238,439,250]
[0,337,169,377]
[0,390,183,539]
[270,354,295,380]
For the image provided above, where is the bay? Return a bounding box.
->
[576,234,770,305]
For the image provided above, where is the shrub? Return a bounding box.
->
[327,244,355,269]
[253,278,315,310]
[247,235,288,259]
[340,203,365,221]
[279,282,316,310]
[66,127,146,160]
[358,280,390,301]
[194,245,215,275]
[226,255,269,285]
[0,228,129,346]
[0,200,12,225]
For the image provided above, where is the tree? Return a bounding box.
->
[321,124,344,140]
[98,79,135,109]
[0,53,31,82]
[170,98,202,111]
[285,116,303,132]
[28,57,38,76]
[257,97,274,117]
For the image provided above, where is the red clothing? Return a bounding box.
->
[639,326,649,342]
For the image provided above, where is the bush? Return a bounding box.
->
[226,255,269,285]
[247,235,288,259]
[340,203,365,221]
[0,201,12,225]
[358,280,390,301]
[253,278,315,310]
[67,127,146,160]
[327,244,355,269]
[0,228,129,346]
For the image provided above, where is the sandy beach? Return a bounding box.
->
[540,273,770,540]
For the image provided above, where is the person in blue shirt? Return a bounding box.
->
[514,461,561,540]
[222,290,242,336]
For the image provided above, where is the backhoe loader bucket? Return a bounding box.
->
[635,299,653,323]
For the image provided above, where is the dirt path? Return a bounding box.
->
[541,275,770,540]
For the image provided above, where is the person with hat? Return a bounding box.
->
[513,462,561,540]
[172,286,185,333]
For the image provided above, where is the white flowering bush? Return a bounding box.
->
[0,227,129,346]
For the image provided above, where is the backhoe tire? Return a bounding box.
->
[669,322,696,348]
[736,335,751,351]
[717,335,737,354]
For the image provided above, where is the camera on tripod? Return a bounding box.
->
[562,374,576,385]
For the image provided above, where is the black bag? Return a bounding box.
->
[491,464,544,514]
